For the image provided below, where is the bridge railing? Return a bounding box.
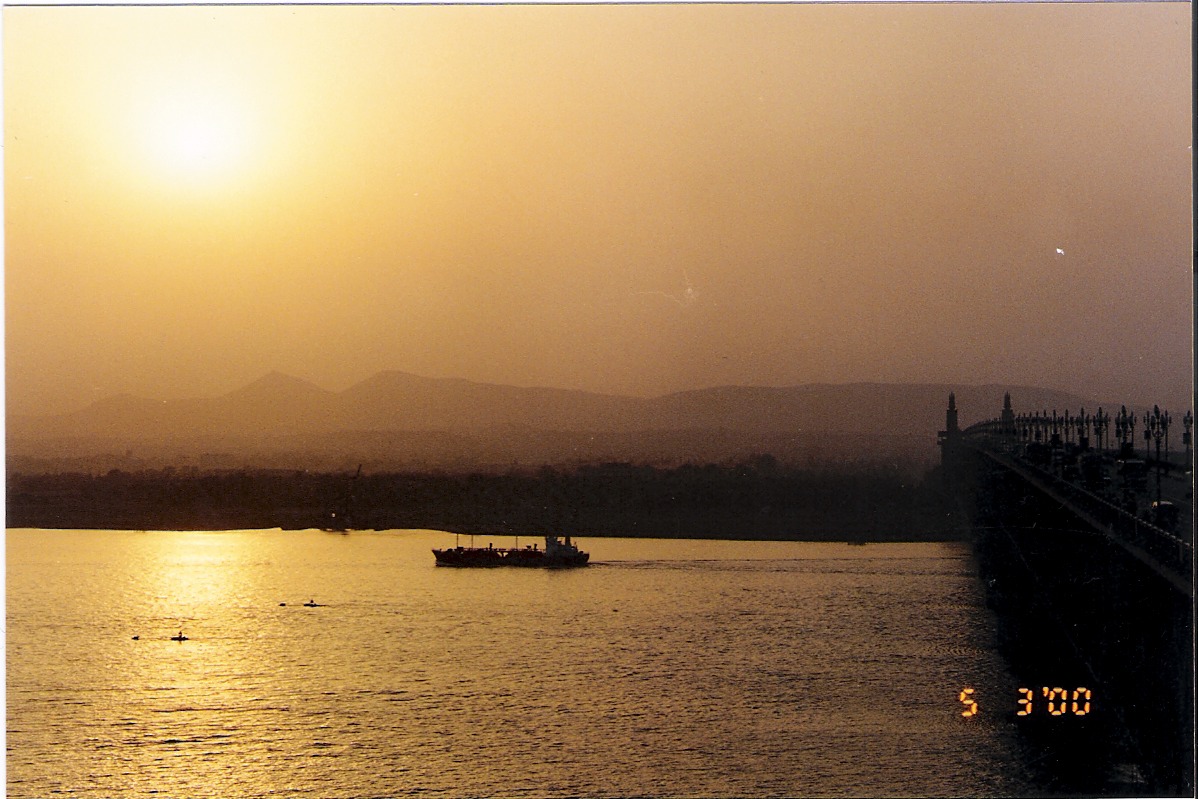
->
[957,422,1191,583]
[1025,453,1190,577]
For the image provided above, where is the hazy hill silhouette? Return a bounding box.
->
[7,371,1097,474]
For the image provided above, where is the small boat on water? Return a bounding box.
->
[433,534,590,568]
[170,631,188,642]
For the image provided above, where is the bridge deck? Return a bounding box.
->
[966,442,1192,597]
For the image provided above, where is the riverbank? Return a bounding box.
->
[7,462,961,541]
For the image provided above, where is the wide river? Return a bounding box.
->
[7,529,1034,797]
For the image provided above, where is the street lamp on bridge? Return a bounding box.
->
[1093,407,1109,455]
[1120,406,1136,459]
[1183,410,1193,472]
[1145,406,1171,503]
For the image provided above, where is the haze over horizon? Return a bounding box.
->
[5,367,1131,420]
[5,3,1192,418]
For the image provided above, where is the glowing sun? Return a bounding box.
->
[143,92,251,183]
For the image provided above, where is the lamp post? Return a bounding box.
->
[1093,407,1109,456]
[1143,410,1153,462]
[1163,408,1173,468]
[1077,408,1089,451]
[1147,406,1169,503]
[1123,407,1135,459]
[1184,410,1193,472]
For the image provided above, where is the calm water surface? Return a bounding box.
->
[8,529,1032,797]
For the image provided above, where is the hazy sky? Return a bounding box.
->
[4,3,1192,416]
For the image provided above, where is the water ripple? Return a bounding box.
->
[8,530,1027,798]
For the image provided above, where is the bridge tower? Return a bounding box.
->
[937,392,961,468]
[1000,392,1015,440]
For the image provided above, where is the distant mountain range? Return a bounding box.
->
[7,371,1098,474]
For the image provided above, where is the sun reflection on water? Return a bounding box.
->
[139,532,256,632]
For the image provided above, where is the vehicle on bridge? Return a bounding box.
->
[1117,458,1148,493]
[1149,500,1180,533]
[1024,442,1051,467]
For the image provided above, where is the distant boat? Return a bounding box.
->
[303,599,323,607]
[433,534,590,568]
[170,631,188,642]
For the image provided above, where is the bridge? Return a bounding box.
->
[938,392,1193,795]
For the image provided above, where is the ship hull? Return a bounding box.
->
[432,546,589,568]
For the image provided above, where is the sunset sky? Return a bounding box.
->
[4,3,1192,417]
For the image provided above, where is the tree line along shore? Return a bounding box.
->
[6,459,960,541]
